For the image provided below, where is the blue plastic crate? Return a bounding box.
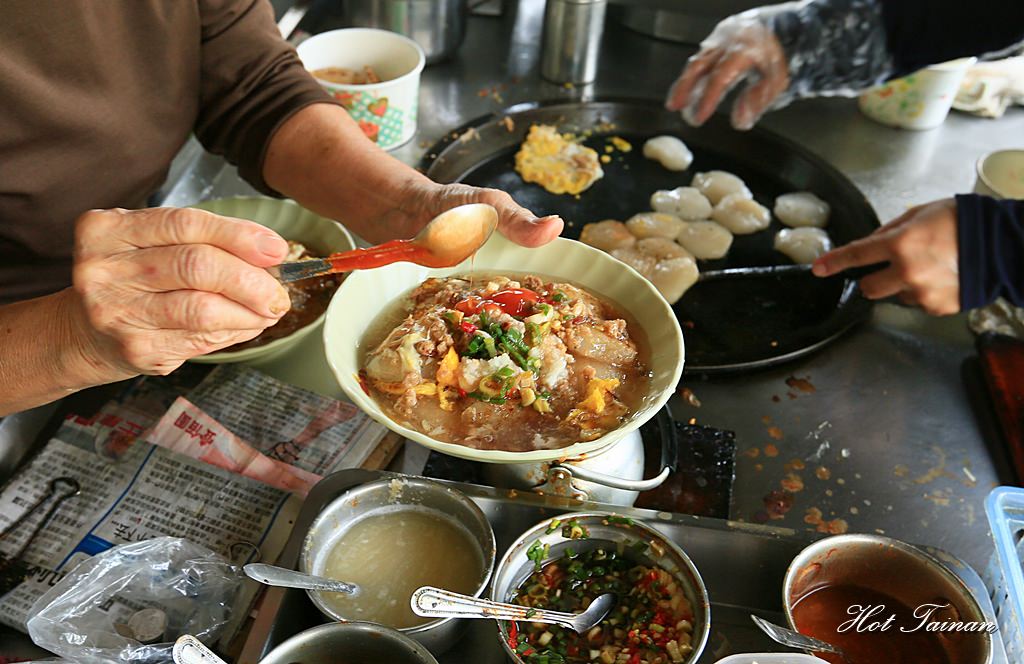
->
[985,486,1024,661]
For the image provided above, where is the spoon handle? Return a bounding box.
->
[269,241,424,283]
[243,563,358,595]
[173,635,229,664]
[411,586,578,630]
[750,615,845,656]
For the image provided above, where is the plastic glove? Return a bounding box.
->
[666,13,790,130]
[667,0,895,130]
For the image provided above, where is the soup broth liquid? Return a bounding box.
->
[319,507,483,628]
[792,584,951,664]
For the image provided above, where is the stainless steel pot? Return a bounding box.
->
[344,0,468,64]
[491,512,711,664]
[783,534,994,664]
[481,408,678,506]
[299,477,496,654]
[259,622,438,664]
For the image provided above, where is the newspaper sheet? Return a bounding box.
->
[0,365,385,649]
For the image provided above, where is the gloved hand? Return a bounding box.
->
[666,0,894,130]
[666,13,790,130]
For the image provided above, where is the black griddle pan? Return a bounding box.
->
[422,98,879,374]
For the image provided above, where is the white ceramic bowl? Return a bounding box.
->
[859,58,976,130]
[975,149,1024,199]
[323,232,685,463]
[188,197,355,364]
[297,28,425,150]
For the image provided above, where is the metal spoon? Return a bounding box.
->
[411,586,616,635]
[750,614,848,659]
[699,261,888,284]
[243,562,359,595]
[270,203,499,283]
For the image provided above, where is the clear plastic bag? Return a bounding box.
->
[26,537,240,664]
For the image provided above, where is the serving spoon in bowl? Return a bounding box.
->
[243,563,359,595]
[268,203,499,283]
[411,586,616,635]
[750,615,849,660]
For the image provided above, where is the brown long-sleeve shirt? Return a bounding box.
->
[0,0,333,303]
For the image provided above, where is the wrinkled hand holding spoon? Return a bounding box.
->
[268,203,500,283]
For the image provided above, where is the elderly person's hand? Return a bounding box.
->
[812,199,960,315]
[70,207,291,377]
[382,181,563,248]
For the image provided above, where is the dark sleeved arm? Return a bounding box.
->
[195,0,338,194]
[759,0,1024,105]
[881,2,1024,77]
[956,194,1024,310]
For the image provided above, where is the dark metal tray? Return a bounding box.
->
[422,98,878,375]
[238,470,1007,663]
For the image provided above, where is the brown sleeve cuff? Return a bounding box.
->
[194,0,340,195]
[239,91,340,197]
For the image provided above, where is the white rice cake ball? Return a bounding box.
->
[637,236,693,260]
[692,170,752,205]
[610,246,657,278]
[625,211,686,239]
[774,227,833,264]
[711,193,771,234]
[676,221,734,260]
[774,192,831,228]
[650,187,712,221]
[611,245,699,304]
[642,136,694,171]
[580,219,636,252]
[649,255,699,304]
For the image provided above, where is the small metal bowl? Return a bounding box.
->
[300,476,496,654]
[783,534,993,664]
[260,622,438,664]
[491,512,711,664]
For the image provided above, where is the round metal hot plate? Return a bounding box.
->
[422,98,878,374]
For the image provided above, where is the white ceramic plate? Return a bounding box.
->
[324,232,685,463]
[189,197,355,364]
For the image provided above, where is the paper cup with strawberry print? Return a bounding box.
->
[298,28,425,150]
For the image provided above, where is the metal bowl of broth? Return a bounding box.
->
[260,622,438,664]
[782,534,994,664]
[300,476,496,654]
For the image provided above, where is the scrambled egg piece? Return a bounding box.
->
[436,348,459,388]
[576,378,621,414]
[608,136,632,152]
[435,348,461,412]
[514,124,603,196]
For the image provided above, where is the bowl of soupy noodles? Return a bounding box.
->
[324,232,685,463]
[491,512,710,664]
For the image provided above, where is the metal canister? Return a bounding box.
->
[344,0,469,65]
[540,0,607,84]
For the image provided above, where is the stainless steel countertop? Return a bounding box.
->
[4,1,1020,657]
